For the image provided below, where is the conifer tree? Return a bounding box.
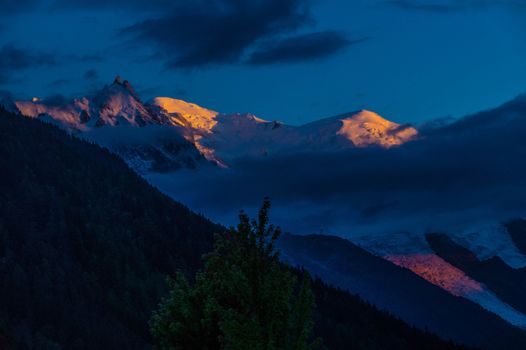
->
[150,199,320,350]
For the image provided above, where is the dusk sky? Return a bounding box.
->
[1,0,526,124]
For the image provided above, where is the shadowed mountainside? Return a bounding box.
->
[278,233,526,349]
[426,233,526,315]
[0,107,465,349]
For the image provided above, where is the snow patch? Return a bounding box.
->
[337,110,418,148]
[451,224,526,268]
[385,252,526,329]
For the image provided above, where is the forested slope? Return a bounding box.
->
[0,108,471,349]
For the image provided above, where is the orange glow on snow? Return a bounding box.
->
[153,97,228,165]
[385,253,484,296]
[153,97,219,132]
[337,110,418,148]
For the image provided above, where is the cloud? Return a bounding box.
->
[83,69,98,80]
[48,79,70,87]
[120,0,350,68]
[0,45,99,86]
[0,45,57,84]
[0,0,40,15]
[0,89,13,100]
[51,0,176,11]
[148,93,526,238]
[0,45,55,70]
[75,54,104,63]
[507,0,526,9]
[385,0,488,13]
[13,0,350,68]
[385,0,526,13]
[41,94,69,106]
[248,31,360,65]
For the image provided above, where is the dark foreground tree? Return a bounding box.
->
[150,199,320,350]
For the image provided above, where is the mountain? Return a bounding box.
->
[506,220,526,255]
[7,79,526,347]
[348,224,526,334]
[13,78,209,173]
[11,77,418,169]
[278,233,526,349]
[15,76,165,129]
[0,106,469,349]
[183,109,417,165]
[426,232,526,318]
[135,89,526,343]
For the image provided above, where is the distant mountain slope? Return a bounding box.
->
[506,220,526,256]
[0,107,462,349]
[12,77,418,169]
[278,233,526,349]
[426,233,526,316]
[308,277,466,350]
[139,89,526,335]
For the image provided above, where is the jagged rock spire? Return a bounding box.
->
[114,75,124,85]
[112,75,137,97]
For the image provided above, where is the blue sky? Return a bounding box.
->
[1,0,526,124]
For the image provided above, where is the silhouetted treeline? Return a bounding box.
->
[309,277,468,350]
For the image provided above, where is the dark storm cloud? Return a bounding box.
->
[154,93,526,235]
[0,45,57,84]
[248,31,356,65]
[120,0,350,68]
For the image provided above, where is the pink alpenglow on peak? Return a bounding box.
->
[11,78,420,169]
[337,110,419,148]
[152,97,219,132]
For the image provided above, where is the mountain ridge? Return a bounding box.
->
[9,77,419,169]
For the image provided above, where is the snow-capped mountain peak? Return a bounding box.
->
[152,97,218,132]
[14,77,163,129]
[337,110,418,148]
[10,77,419,170]
[92,78,161,127]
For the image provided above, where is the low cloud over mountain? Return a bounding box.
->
[151,93,526,237]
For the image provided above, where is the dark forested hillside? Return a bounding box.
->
[0,107,469,349]
[0,108,219,349]
[309,278,465,350]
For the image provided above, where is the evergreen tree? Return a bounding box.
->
[150,199,320,350]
